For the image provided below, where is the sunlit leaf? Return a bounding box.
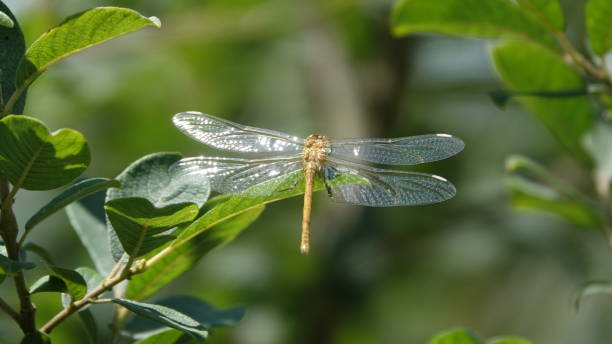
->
[126,296,244,339]
[133,330,190,344]
[516,0,565,30]
[487,338,532,344]
[111,299,208,343]
[0,10,12,28]
[26,178,120,232]
[14,7,161,97]
[61,267,103,308]
[0,2,26,114]
[492,40,594,159]
[429,328,484,344]
[0,115,90,190]
[586,0,612,56]
[49,266,87,301]
[391,0,557,50]
[29,275,66,294]
[125,202,263,300]
[105,197,199,258]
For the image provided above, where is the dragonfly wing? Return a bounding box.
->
[173,111,305,153]
[323,158,456,207]
[330,134,464,165]
[171,156,304,197]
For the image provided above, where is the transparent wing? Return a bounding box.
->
[329,134,464,165]
[173,111,305,153]
[323,158,456,207]
[171,156,304,197]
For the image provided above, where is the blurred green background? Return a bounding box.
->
[2,0,612,343]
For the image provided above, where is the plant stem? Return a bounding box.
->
[39,259,145,334]
[0,297,20,323]
[553,31,610,84]
[0,177,36,333]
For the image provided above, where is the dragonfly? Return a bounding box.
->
[172,111,464,254]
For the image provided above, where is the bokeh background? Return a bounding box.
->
[1,0,612,343]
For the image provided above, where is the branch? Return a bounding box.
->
[0,177,36,333]
[39,259,146,334]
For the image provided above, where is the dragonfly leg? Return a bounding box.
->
[322,166,339,197]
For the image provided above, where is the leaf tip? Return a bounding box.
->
[148,16,162,28]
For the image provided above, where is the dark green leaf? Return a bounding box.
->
[107,153,210,208]
[391,0,557,50]
[27,178,120,231]
[125,203,263,300]
[586,0,612,56]
[583,122,612,198]
[0,253,35,276]
[516,0,565,31]
[0,115,90,190]
[66,201,115,275]
[487,338,532,344]
[0,2,26,114]
[15,7,161,96]
[492,40,594,159]
[77,309,99,344]
[20,332,51,344]
[505,155,605,228]
[29,275,67,294]
[105,197,199,258]
[111,299,208,342]
[573,280,612,311]
[429,328,484,344]
[49,266,87,301]
[126,296,244,337]
[106,153,210,261]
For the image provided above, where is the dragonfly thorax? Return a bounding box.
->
[302,134,331,170]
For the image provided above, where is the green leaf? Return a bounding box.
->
[126,296,244,338]
[29,275,67,294]
[586,0,612,56]
[429,328,484,344]
[487,338,532,344]
[105,197,199,258]
[516,0,565,31]
[49,266,87,301]
[111,299,208,343]
[0,115,90,190]
[0,2,26,114]
[66,200,115,275]
[20,332,51,344]
[26,177,120,232]
[107,153,210,208]
[22,242,55,264]
[583,122,612,198]
[0,253,35,276]
[15,7,161,95]
[573,280,612,311]
[492,40,594,159]
[0,10,12,28]
[106,153,210,261]
[77,309,99,344]
[61,267,103,308]
[505,155,605,228]
[125,202,263,300]
[391,0,557,50]
[134,330,191,344]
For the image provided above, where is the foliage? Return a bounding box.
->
[428,328,531,344]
